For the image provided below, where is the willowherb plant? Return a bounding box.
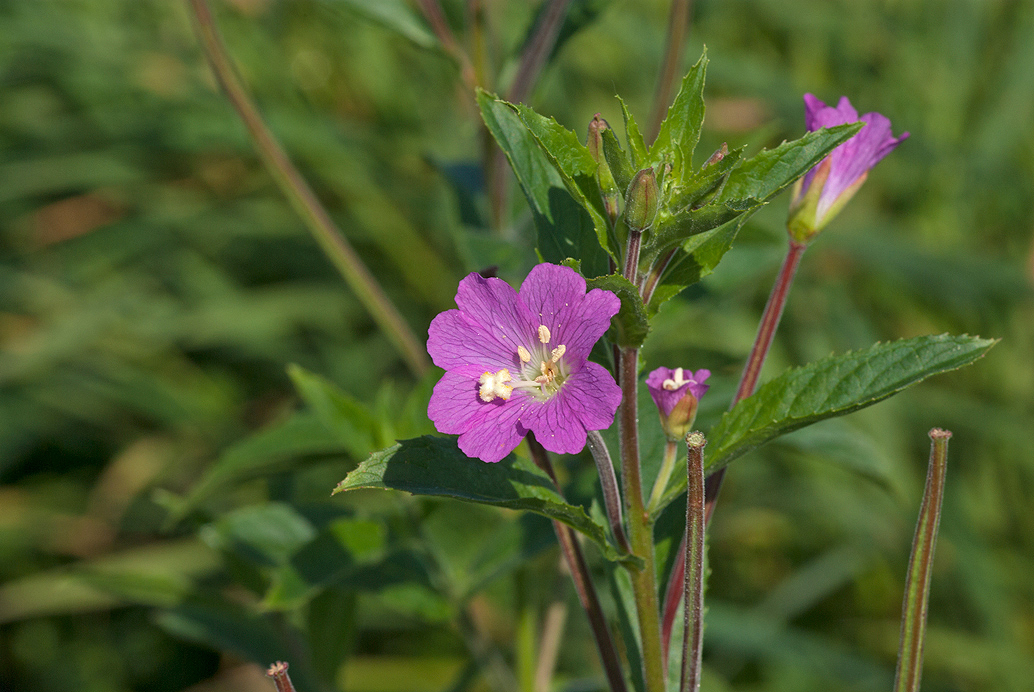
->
[331,51,993,692]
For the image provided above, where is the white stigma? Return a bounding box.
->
[662,367,692,391]
[538,325,551,344]
[517,345,531,363]
[479,369,513,402]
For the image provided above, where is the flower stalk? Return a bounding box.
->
[680,432,706,692]
[894,428,951,692]
[266,662,296,692]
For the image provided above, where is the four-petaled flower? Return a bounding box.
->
[789,94,909,242]
[646,367,710,441]
[427,263,622,463]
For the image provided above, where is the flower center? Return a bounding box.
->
[477,325,569,403]
[662,368,693,391]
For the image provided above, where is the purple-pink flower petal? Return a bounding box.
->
[426,263,622,463]
[646,367,710,417]
[795,94,908,231]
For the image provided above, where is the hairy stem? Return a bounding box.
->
[587,430,632,553]
[680,433,706,692]
[527,435,628,692]
[186,0,430,377]
[894,429,951,692]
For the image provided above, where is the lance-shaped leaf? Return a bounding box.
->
[650,50,708,178]
[478,92,610,276]
[334,436,634,564]
[645,123,864,314]
[586,273,649,348]
[654,335,995,513]
[718,122,862,206]
[620,96,649,170]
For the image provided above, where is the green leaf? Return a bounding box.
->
[511,101,616,258]
[650,50,708,175]
[477,92,610,272]
[619,96,648,169]
[646,214,755,316]
[586,273,649,348]
[602,126,634,194]
[334,436,633,563]
[655,335,996,512]
[203,503,317,566]
[325,0,439,50]
[719,123,863,206]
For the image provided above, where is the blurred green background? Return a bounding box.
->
[0,1,1031,691]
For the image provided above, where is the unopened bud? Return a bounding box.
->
[588,115,621,225]
[625,167,660,233]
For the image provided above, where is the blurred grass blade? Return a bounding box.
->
[186,0,430,376]
[894,429,951,692]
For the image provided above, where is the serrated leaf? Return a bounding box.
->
[601,126,633,194]
[510,102,616,259]
[477,92,611,272]
[586,273,649,348]
[650,50,708,174]
[334,436,633,563]
[719,123,863,206]
[619,96,648,169]
[646,213,755,316]
[655,335,996,512]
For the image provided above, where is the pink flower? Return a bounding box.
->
[646,367,710,441]
[427,264,622,463]
[788,94,908,242]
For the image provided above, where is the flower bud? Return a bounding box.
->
[702,142,728,168]
[588,115,621,224]
[646,367,710,442]
[625,167,660,233]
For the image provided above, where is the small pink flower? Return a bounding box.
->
[789,94,908,241]
[427,264,622,463]
[646,367,710,441]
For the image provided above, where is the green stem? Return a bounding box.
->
[680,433,706,692]
[646,440,678,515]
[526,435,628,692]
[186,0,430,377]
[893,428,951,692]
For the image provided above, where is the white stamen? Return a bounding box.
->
[662,367,692,391]
[538,325,551,344]
[517,345,531,363]
[479,369,513,402]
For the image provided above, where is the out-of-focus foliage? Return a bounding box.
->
[0,1,1031,692]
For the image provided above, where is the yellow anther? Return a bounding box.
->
[538,325,551,344]
[517,345,532,363]
[478,369,513,402]
[550,344,566,362]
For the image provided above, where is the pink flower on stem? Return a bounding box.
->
[646,367,710,442]
[788,94,909,242]
[427,263,622,463]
